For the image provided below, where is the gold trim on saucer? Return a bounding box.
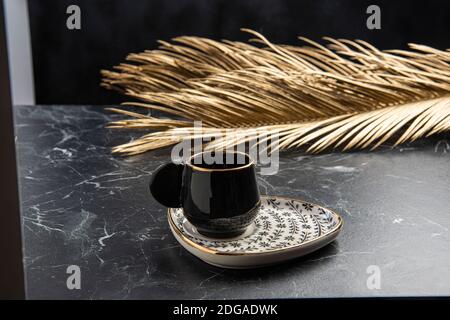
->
[167,195,344,256]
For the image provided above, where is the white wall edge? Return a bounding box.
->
[4,0,35,106]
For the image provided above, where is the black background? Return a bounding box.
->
[28,0,450,105]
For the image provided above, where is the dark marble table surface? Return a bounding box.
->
[14,105,450,299]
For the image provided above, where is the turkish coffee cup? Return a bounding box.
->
[150,151,260,238]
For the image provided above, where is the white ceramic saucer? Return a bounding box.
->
[168,195,343,269]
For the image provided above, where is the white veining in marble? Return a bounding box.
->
[15,105,450,299]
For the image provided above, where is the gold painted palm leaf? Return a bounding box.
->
[101,29,450,155]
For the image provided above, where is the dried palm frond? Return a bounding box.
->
[101,29,450,155]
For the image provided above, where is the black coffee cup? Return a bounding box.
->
[150,151,260,238]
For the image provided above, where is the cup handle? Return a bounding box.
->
[149,162,184,208]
